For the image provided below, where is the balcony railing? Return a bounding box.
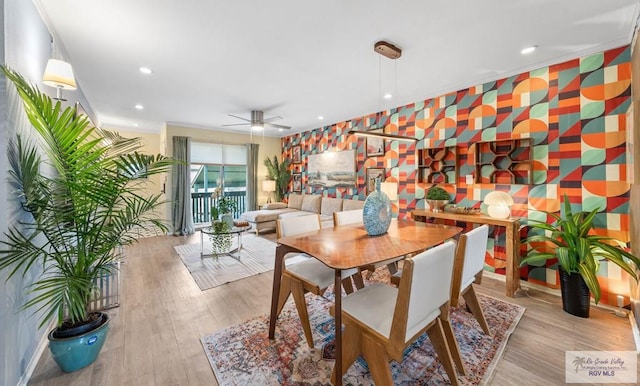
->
[191,191,246,224]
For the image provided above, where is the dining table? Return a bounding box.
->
[268,218,463,385]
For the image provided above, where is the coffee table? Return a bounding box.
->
[200,224,251,260]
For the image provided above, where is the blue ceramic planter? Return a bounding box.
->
[363,179,392,236]
[48,313,110,372]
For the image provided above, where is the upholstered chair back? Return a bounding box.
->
[276,214,321,238]
[333,209,364,226]
[393,240,456,342]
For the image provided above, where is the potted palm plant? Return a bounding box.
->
[521,194,640,317]
[0,67,174,372]
[264,155,291,202]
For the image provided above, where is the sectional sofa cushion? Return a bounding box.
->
[241,207,297,223]
[320,197,343,216]
[288,193,304,210]
[343,199,365,211]
[301,194,322,213]
[263,202,287,210]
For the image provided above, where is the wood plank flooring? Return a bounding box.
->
[28,232,638,385]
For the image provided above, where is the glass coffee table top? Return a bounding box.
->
[200,225,252,260]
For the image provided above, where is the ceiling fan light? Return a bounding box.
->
[251,124,264,131]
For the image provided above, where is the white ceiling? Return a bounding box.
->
[34,0,639,137]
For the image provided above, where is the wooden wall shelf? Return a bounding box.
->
[418,146,457,184]
[474,139,532,184]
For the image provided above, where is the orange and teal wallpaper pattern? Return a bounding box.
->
[281,46,632,305]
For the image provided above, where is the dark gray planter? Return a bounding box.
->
[559,268,590,318]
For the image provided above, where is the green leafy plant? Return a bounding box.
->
[210,188,237,220]
[210,221,232,254]
[426,185,451,201]
[264,155,291,201]
[0,66,174,329]
[521,194,640,303]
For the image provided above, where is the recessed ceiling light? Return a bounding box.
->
[318,116,324,120]
[134,104,144,110]
[520,46,537,55]
[133,123,139,127]
[383,93,393,99]
[139,67,152,74]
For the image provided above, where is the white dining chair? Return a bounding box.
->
[333,209,403,281]
[276,214,362,348]
[450,224,491,335]
[330,240,465,385]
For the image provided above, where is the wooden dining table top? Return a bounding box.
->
[276,219,463,270]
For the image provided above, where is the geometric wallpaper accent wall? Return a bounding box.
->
[282,45,632,305]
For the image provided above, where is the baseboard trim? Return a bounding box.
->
[630,311,640,352]
[17,320,55,386]
[482,272,636,314]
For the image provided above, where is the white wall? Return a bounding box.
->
[0,0,93,383]
[1,1,52,384]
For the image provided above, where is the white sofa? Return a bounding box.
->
[241,193,365,234]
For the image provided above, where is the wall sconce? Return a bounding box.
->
[42,59,77,101]
[263,180,276,203]
[483,191,514,219]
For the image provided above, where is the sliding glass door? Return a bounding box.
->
[190,143,247,224]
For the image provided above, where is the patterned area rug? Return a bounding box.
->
[174,233,278,290]
[201,285,525,385]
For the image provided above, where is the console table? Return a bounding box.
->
[412,209,521,297]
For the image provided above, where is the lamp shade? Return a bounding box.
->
[380,181,398,201]
[483,191,514,219]
[262,180,276,192]
[42,59,77,90]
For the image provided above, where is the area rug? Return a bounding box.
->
[201,291,525,385]
[174,233,278,290]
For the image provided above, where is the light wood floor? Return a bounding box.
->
[28,232,638,385]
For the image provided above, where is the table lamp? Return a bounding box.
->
[263,180,276,203]
[483,191,514,219]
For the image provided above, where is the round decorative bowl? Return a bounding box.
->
[444,204,481,215]
[426,199,449,212]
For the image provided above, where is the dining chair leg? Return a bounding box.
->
[426,319,460,386]
[440,315,467,376]
[362,334,393,386]
[342,277,354,294]
[462,285,492,336]
[276,276,292,317]
[290,278,315,348]
[386,262,398,275]
[352,272,365,290]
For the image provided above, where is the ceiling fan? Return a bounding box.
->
[223,110,291,131]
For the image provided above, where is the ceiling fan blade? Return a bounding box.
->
[222,123,250,127]
[266,123,291,130]
[227,114,251,122]
[263,115,283,123]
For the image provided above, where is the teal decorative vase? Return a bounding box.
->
[48,313,110,372]
[363,179,392,236]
